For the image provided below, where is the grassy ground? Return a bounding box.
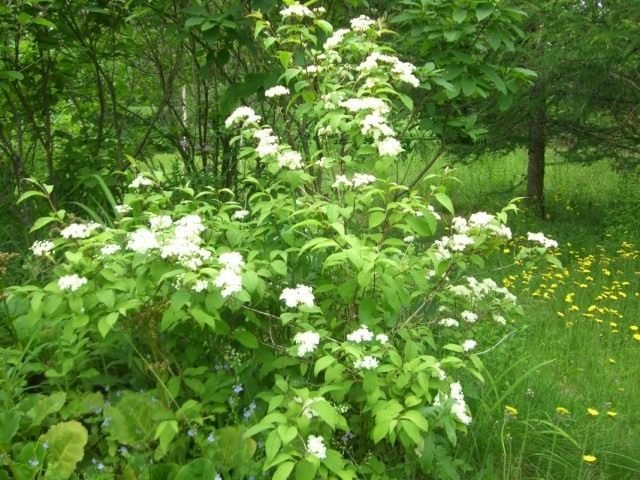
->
[442,150,640,479]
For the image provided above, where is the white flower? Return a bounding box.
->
[361,112,395,137]
[452,217,469,233]
[149,215,173,231]
[351,173,377,188]
[403,235,415,243]
[280,284,315,308]
[527,232,558,249]
[306,435,327,460]
[448,382,472,424]
[129,174,154,189]
[100,243,121,256]
[214,268,242,297]
[324,28,349,50]
[60,222,100,239]
[225,106,261,128]
[280,3,314,18]
[265,85,290,98]
[428,205,441,220]
[462,339,477,352]
[58,274,88,292]
[192,279,210,293]
[232,209,249,220]
[350,15,375,32]
[354,355,379,370]
[174,215,205,240]
[293,331,320,356]
[254,128,279,158]
[331,174,353,188]
[114,204,132,215]
[304,64,322,74]
[495,225,512,239]
[339,97,389,113]
[31,240,54,256]
[127,228,160,253]
[451,234,474,251]
[461,310,478,323]
[347,325,374,343]
[376,137,403,157]
[494,314,507,325]
[277,150,303,170]
[469,211,495,228]
[375,333,389,344]
[439,318,459,328]
[391,60,420,87]
[218,251,244,271]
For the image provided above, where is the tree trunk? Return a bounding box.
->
[527,80,546,217]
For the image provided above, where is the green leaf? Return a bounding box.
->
[273,461,295,480]
[265,429,282,463]
[434,192,454,214]
[314,355,335,376]
[452,9,467,23]
[214,426,257,470]
[154,420,179,460]
[27,392,67,427]
[17,190,47,204]
[98,312,119,337]
[295,460,318,480]
[312,400,338,429]
[30,216,59,233]
[277,50,293,69]
[400,419,423,445]
[368,210,386,229]
[460,75,476,96]
[232,329,259,349]
[277,425,297,445]
[96,289,115,309]
[476,3,494,21]
[175,458,217,480]
[401,410,429,432]
[40,421,88,479]
[0,411,21,445]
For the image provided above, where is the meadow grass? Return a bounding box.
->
[442,150,640,479]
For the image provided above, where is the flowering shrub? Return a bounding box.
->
[2,3,556,479]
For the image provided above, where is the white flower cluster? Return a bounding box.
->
[60,222,101,239]
[435,382,472,425]
[438,317,459,328]
[324,28,349,50]
[129,174,154,189]
[350,15,375,32]
[58,274,88,292]
[192,279,210,293]
[232,209,249,220]
[462,339,477,352]
[347,325,374,343]
[265,85,290,98]
[280,284,315,308]
[361,111,395,138]
[452,212,512,240]
[225,106,261,128]
[449,276,517,307]
[339,97,390,113]
[214,251,244,298]
[100,243,121,256]
[114,204,132,215]
[357,52,420,87]
[527,232,558,249]
[127,228,160,254]
[376,137,404,157]
[149,215,173,231]
[253,128,279,158]
[433,234,475,261]
[277,150,303,170]
[331,173,377,189]
[306,435,327,460]
[461,310,478,323]
[346,325,388,344]
[293,331,320,356]
[354,355,379,370]
[280,3,314,18]
[31,240,54,256]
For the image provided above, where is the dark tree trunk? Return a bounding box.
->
[527,80,546,217]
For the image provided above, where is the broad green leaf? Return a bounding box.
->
[273,461,295,480]
[476,3,495,21]
[175,458,217,480]
[27,392,66,427]
[232,329,259,349]
[434,192,454,214]
[214,426,257,470]
[314,355,335,376]
[0,411,21,445]
[154,420,179,460]
[30,216,58,233]
[401,410,429,432]
[40,421,88,479]
[452,9,467,23]
[98,312,119,337]
[295,459,318,480]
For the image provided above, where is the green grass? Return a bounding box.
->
[442,151,640,479]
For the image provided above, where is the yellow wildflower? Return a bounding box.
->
[556,406,570,415]
[587,408,599,417]
[607,411,617,418]
[583,455,597,463]
[505,405,518,417]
